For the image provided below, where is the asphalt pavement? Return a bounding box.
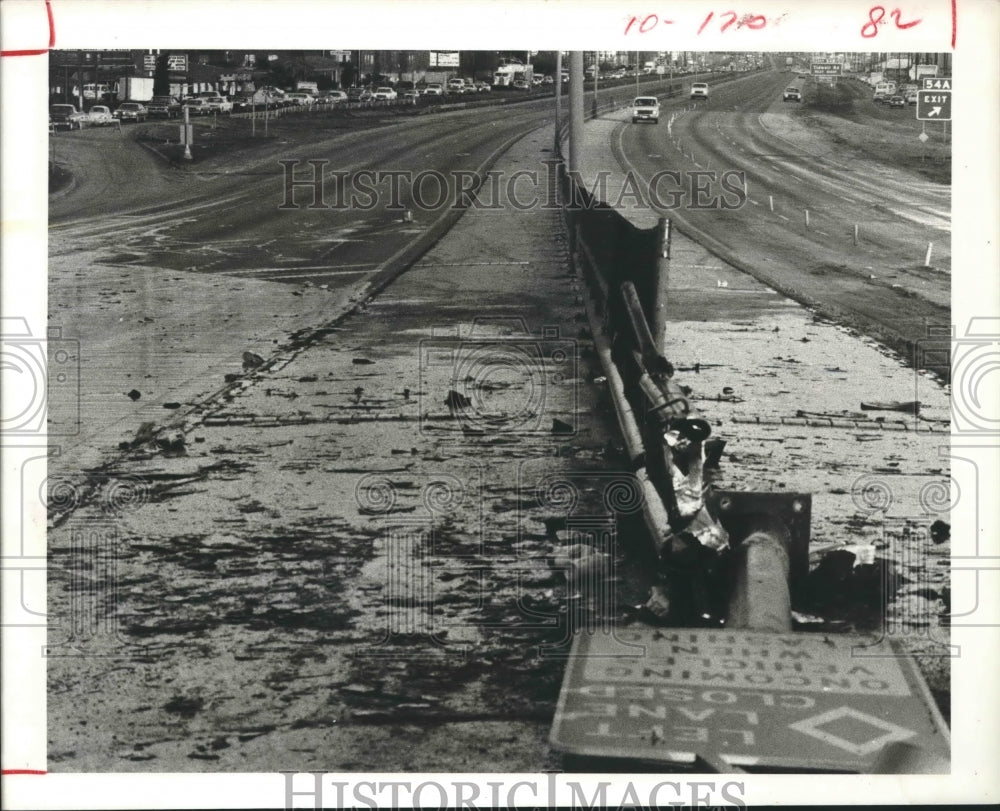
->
[48,124,645,772]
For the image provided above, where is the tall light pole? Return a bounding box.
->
[554,51,562,154]
[569,52,584,175]
[592,51,599,117]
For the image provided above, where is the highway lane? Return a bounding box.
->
[50,105,558,287]
[611,69,951,378]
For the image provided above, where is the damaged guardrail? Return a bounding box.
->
[559,156,801,628]
[548,130,949,773]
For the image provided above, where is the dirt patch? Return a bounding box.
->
[48,161,73,194]
[784,79,950,184]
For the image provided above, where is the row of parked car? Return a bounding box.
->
[49,102,149,129]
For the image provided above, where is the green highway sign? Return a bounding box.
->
[811,63,842,75]
[922,78,952,90]
[917,90,952,121]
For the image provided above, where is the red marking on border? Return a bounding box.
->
[951,0,957,47]
[1,770,47,775]
[0,0,56,57]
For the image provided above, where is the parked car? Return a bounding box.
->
[285,92,315,106]
[204,96,233,113]
[347,86,373,102]
[631,96,660,124]
[373,86,397,100]
[230,95,253,112]
[113,102,147,123]
[49,104,87,130]
[887,95,905,108]
[782,86,802,102]
[421,83,444,96]
[690,82,709,100]
[182,98,211,116]
[85,105,114,126]
[147,96,181,118]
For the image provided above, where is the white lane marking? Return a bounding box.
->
[816,230,831,236]
[886,206,951,231]
[748,199,760,205]
[776,213,790,221]
[258,268,373,280]
[227,266,375,276]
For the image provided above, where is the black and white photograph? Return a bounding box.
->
[2,0,998,807]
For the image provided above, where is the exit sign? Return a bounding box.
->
[917,90,952,121]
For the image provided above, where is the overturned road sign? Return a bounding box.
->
[550,627,949,772]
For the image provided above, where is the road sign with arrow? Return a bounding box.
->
[916,90,952,121]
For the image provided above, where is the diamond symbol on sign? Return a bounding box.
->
[788,706,916,756]
[918,132,929,143]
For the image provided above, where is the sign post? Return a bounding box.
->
[551,627,950,772]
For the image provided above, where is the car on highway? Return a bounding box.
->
[512,79,530,90]
[113,102,148,123]
[782,86,802,102]
[200,96,233,113]
[347,86,373,102]
[887,95,905,108]
[474,81,491,93]
[905,90,918,105]
[872,91,887,103]
[447,78,467,93]
[85,105,115,126]
[285,92,316,106]
[402,89,421,101]
[542,75,554,84]
[372,86,397,100]
[690,82,709,100]
[421,83,444,96]
[147,96,181,118]
[631,96,660,124]
[50,104,88,131]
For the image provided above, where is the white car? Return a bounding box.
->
[422,83,444,96]
[85,105,114,126]
[446,78,467,93]
[372,87,397,100]
[631,96,660,123]
[690,82,709,100]
[782,87,802,102]
[320,90,348,104]
[285,93,316,106]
